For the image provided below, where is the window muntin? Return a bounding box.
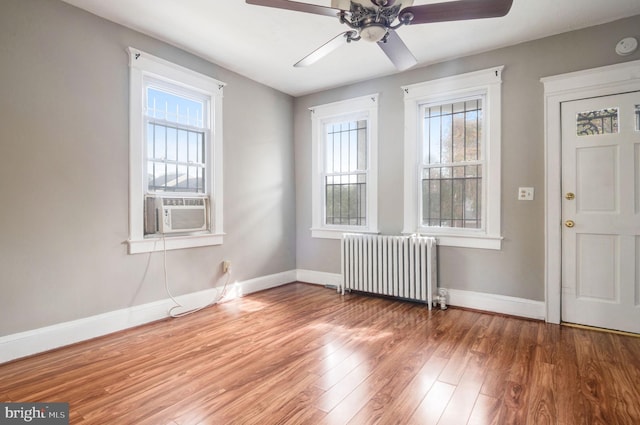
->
[324,119,368,226]
[420,98,484,230]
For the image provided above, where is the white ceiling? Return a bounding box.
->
[61,0,640,96]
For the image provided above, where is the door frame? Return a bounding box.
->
[541,59,640,324]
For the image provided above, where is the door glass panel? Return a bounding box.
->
[576,108,618,136]
[635,104,640,132]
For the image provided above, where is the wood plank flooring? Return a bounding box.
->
[2,282,640,424]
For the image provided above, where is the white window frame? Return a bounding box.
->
[402,66,503,250]
[126,47,225,254]
[310,94,379,239]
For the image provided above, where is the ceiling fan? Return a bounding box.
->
[246,0,514,70]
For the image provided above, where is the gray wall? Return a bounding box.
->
[294,15,640,301]
[0,0,295,335]
[2,0,639,337]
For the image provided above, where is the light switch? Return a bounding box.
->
[518,187,534,201]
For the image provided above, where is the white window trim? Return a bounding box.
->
[310,94,379,240]
[126,47,225,254]
[402,66,503,250]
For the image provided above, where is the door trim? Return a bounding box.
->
[541,59,640,324]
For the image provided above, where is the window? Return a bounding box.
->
[402,67,503,249]
[576,107,619,136]
[324,120,368,226]
[311,95,379,239]
[127,47,225,254]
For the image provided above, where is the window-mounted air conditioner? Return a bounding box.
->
[145,196,209,235]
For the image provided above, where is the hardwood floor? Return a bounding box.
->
[2,282,640,424]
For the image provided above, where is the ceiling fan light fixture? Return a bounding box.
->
[360,24,387,42]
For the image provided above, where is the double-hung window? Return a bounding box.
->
[311,95,379,239]
[127,47,225,254]
[403,67,503,249]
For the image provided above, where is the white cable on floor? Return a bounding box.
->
[162,234,232,318]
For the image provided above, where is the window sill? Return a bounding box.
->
[413,232,503,250]
[127,233,224,254]
[311,228,380,240]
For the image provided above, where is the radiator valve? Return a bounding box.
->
[437,288,448,310]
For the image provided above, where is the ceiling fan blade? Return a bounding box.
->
[246,0,343,17]
[294,31,356,67]
[401,0,513,25]
[331,0,348,9]
[378,30,417,71]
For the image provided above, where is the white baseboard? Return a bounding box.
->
[237,270,297,296]
[0,270,297,364]
[0,270,546,364]
[294,271,545,320]
[445,288,545,320]
[295,269,342,288]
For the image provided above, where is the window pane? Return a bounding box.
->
[423,98,482,165]
[465,99,482,161]
[576,108,618,136]
[148,160,166,192]
[174,165,188,191]
[440,176,452,227]
[165,127,175,159]
[441,112,453,164]
[453,109,465,162]
[146,87,204,128]
[340,124,349,173]
[151,123,166,159]
[429,113,441,164]
[188,132,198,163]
[197,167,205,192]
[187,166,200,192]
[325,174,366,226]
[421,165,483,229]
[325,120,368,173]
[146,120,205,193]
[357,121,367,170]
[326,132,334,174]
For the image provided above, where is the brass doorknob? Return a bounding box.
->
[565,220,575,228]
[565,192,575,200]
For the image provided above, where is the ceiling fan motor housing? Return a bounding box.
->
[343,1,403,42]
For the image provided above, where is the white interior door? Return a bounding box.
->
[561,91,640,334]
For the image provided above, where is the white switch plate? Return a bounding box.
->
[518,187,534,201]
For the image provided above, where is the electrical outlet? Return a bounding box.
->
[518,187,534,201]
[222,260,231,274]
